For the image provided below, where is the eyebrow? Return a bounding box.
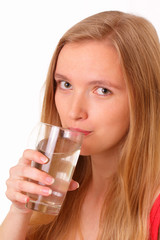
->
[54,73,120,89]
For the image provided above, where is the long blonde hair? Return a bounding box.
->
[27,11,160,239]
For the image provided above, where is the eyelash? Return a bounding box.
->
[94,87,111,96]
[56,80,72,90]
[56,80,112,96]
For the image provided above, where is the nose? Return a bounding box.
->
[68,93,88,121]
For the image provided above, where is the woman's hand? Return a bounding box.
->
[5,149,79,214]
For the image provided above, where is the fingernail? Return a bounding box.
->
[40,157,48,163]
[46,177,55,184]
[24,196,29,203]
[75,182,79,189]
[41,188,52,195]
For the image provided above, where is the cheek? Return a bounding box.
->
[95,100,130,140]
[80,112,129,156]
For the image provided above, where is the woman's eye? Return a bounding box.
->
[59,81,72,90]
[95,87,111,96]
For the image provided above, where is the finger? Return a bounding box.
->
[68,180,79,191]
[8,165,54,185]
[6,179,52,202]
[14,179,52,196]
[6,189,29,204]
[19,149,48,165]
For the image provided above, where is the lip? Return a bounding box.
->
[69,127,92,136]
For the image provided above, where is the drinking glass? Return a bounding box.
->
[25,122,83,215]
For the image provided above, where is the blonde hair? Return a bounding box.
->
[27,11,160,240]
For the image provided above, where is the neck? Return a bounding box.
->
[90,148,119,197]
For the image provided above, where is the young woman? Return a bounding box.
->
[1,11,160,240]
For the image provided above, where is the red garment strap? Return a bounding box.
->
[150,194,160,240]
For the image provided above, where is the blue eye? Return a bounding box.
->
[59,81,72,90]
[95,87,111,96]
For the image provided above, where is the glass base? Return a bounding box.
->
[26,200,61,215]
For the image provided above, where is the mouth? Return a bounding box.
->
[69,128,92,136]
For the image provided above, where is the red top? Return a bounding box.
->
[150,194,160,239]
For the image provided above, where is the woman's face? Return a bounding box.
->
[55,40,130,156]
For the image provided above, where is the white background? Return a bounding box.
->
[0,0,160,224]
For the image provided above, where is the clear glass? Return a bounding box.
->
[25,122,83,215]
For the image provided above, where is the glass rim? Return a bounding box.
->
[39,122,84,136]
